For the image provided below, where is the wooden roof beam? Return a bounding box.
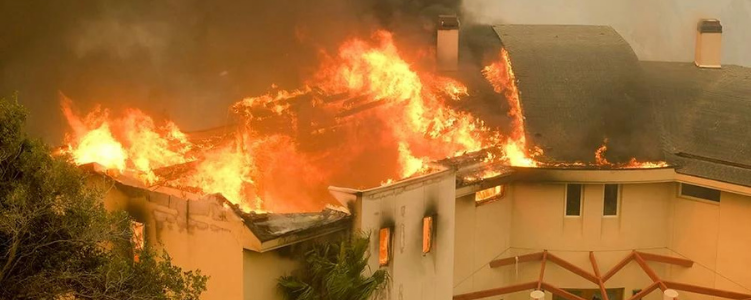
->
[538,251,548,290]
[663,281,751,300]
[634,251,693,267]
[627,282,660,300]
[589,252,610,300]
[602,252,634,282]
[453,281,538,300]
[547,252,600,284]
[541,281,588,300]
[489,252,544,268]
[633,251,667,291]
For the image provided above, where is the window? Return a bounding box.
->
[422,216,434,254]
[475,185,505,204]
[680,183,720,202]
[565,184,582,216]
[131,221,145,261]
[603,184,619,216]
[378,227,391,266]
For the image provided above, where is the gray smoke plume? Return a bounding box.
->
[0,0,461,144]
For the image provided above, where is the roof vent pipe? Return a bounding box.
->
[437,15,460,71]
[695,19,722,68]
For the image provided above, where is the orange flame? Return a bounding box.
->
[595,138,610,165]
[482,48,540,167]
[60,97,192,182]
[60,33,668,214]
[594,138,668,168]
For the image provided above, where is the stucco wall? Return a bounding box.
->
[95,176,248,300]
[667,185,751,299]
[455,182,675,300]
[357,171,456,300]
[454,188,513,295]
[243,250,297,300]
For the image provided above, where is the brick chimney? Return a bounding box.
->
[437,15,460,71]
[695,19,722,68]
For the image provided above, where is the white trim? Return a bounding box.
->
[564,183,583,217]
[602,184,621,217]
[677,183,721,205]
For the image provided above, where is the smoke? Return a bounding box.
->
[462,0,751,67]
[0,0,462,144]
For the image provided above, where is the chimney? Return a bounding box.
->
[437,15,460,71]
[695,19,722,68]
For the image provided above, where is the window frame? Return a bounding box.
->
[422,216,434,255]
[602,184,620,217]
[131,221,145,261]
[678,183,721,204]
[378,227,392,267]
[565,184,583,217]
[474,184,505,206]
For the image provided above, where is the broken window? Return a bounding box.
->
[603,184,619,216]
[422,216,434,254]
[131,221,145,261]
[475,185,505,204]
[565,184,582,216]
[378,227,391,266]
[680,183,720,202]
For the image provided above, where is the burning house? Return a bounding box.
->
[54,15,751,300]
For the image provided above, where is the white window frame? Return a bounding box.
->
[564,184,583,217]
[677,183,721,205]
[602,184,621,218]
[474,184,505,206]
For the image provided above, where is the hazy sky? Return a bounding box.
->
[463,0,751,67]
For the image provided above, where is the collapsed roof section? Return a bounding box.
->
[80,163,350,253]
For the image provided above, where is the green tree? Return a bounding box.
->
[278,233,389,300]
[0,95,207,299]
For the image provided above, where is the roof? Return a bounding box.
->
[237,207,350,243]
[482,24,751,188]
[492,24,664,163]
[81,163,350,251]
[641,61,751,186]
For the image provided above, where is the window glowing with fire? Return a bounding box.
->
[423,216,434,254]
[378,227,391,266]
[475,185,505,203]
[131,221,145,261]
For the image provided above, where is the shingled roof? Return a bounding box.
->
[641,61,751,186]
[492,24,664,163]
[486,24,751,187]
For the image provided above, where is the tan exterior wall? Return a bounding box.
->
[454,189,513,295]
[243,250,297,300]
[357,171,456,300]
[509,183,671,300]
[667,185,751,299]
[455,182,676,300]
[93,175,273,300]
[455,179,751,300]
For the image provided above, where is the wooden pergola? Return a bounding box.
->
[454,250,751,300]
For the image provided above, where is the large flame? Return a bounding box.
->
[60,31,496,212]
[61,96,193,183]
[482,49,541,167]
[59,31,667,213]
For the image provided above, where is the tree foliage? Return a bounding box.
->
[0,95,207,299]
[278,233,389,300]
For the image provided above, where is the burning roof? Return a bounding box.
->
[81,162,350,252]
[56,25,681,215]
